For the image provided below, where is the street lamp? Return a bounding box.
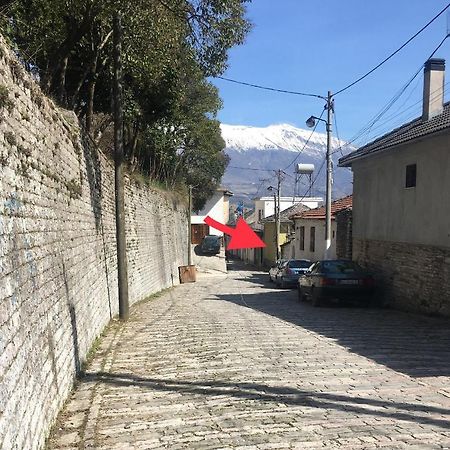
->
[306,91,334,260]
[306,115,326,128]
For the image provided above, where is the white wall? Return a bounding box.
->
[351,132,450,248]
[192,191,225,236]
[254,196,322,219]
[293,218,337,261]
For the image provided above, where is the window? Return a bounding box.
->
[322,260,363,274]
[258,209,263,220]
[405,164,417,188]
[310,227,316,252]
[288,260,311,269]
[299,226,305,250]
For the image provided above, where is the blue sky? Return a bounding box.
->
[211,0,450,145]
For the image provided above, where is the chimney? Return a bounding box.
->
[422,58,445,121]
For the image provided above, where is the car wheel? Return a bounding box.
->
[311,288,322,307]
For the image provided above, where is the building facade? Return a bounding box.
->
[291,196,353,262]
[191,188,233,243]
[253,196,322,222]
[339,58,450,316]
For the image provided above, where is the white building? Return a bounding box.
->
[191,188,233,243]
[253,196,322,222]
[291,196,353,262]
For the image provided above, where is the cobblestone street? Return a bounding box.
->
[49,262,450,449]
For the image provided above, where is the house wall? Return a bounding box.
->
[254,197,322,220]
[0,40,187,450]
[293,218,337,262]
[281,240,296,260]
[351,132,450,315]
[351,133,450,247]
[223,196,230,224]
[262,222,289,265]
[191,191,225,237]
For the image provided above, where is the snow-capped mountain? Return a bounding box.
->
[220,123,353,205]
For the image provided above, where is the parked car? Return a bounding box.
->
[200,235,221,255]
[275,259,311,288]
[269,259,286,282]
[298,259,375,306]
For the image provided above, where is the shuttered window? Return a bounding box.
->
[310,227,315,252]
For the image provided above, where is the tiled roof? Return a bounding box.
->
[339,102,450,167]
[261,203,310,224]
[291,195,352,220]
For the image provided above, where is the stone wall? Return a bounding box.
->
[336,208,352,260]
[0,39,187,449]
[353,238,450,317]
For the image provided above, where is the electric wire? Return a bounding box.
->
[334,35,450,157]
[228,166,273,172]
[353,79,450,144]
[334,3,450,96]
[215,76,325,99]
[283,107,327,171]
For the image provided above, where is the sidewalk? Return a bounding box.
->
[48,264,450,449]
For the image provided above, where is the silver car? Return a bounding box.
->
[275,259,311,288]
[269,259,286,282]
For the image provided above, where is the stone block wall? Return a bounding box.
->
[336,208,352,260]
[0,39,187,449]
[353,238,450,317]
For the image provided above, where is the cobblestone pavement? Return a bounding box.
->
[48,262,450,449]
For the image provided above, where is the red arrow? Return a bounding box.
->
[204,216,266,250]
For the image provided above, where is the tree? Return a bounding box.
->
[1,0,252,208]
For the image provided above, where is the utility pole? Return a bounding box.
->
[269,170,284,261]
[325,91,334,260]
[188,185,192,266]
[306,91,334,260]
[276,170,282,260]
[113,11,129,320]
[273,192,278,260]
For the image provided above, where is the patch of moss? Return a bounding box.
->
[66,178,82,199]
[4,131,17,147]
[0,85,14,112]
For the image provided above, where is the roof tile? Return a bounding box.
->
[339,102,450,167]
[291,195,352,220]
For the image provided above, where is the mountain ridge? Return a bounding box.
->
[220,123,353,205]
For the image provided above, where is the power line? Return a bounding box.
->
[334,3,450,96]
[283,107,327,171]
[215,76,325,99]
[228,165,273,172]
[334,34,450,156]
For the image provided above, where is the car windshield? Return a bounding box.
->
[288,260,311,269]
[203,236,219,244]
[322,261,363,274]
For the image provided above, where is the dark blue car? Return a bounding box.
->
[298,260,375,306]
[200,235,221,255]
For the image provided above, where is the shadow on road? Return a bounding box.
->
[220,262,450,379]
[84,371,450,430]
